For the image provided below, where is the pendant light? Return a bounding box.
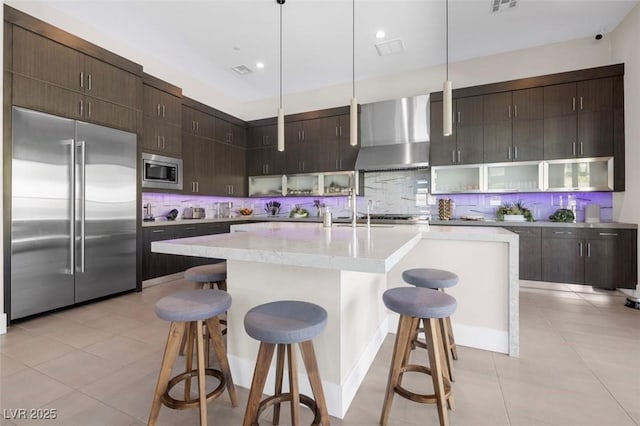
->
[443,0,453,137]
[350,0,358,146]
[277,0,285,152]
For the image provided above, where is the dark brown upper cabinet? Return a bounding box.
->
[11,26,140,132]
[214,142,246,196]
[182,105,215,139]
[247,125,278,149]
[182,131,215,195]
[215,118,246,148]
[431,96,483,166]
[142,78,182,157]
[285,118,322,173]
[543,78,614,160]
[319,114,359,172]
[246,124,286,176]
[483,88,543,163]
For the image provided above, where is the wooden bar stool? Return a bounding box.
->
[381,287,457,426]
[402,268,459,380]
[243,300,330,426]
[148,289,238,426]
[185,262,228,291]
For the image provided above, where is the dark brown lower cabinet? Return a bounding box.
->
[142,222,241,280]
[541,227,637,289]
[510,227,542,281]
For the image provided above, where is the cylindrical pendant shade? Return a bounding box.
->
[277,108,285,152]
[350,97,358,146]
[443,80,453,137]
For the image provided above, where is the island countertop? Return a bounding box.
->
[151,222,517,273]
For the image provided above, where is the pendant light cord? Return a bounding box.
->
[446,0,449,80]
[352,0,355,98]
[279,1,283,109]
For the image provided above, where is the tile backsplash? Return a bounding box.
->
[143,173,613,223]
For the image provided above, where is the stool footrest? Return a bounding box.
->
[162,368,225,410]
[256,393,321,425]
[395,364,452,405]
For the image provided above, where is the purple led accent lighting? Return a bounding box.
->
[436,192,613,222]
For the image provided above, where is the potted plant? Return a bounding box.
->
[496,201,534,222]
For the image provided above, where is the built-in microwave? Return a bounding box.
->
[141,153,183,190]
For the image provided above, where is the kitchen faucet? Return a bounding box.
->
[348,189,357,228]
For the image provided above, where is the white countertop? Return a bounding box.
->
[152,222,517,273]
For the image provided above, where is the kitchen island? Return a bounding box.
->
[152,222,518,418]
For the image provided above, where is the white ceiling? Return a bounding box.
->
[12,0,639,103]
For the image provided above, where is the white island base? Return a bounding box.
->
[152,222,518,419]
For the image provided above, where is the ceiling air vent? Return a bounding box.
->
[491,0,517,13]
[375,39,405,57]
[231,65,253,75]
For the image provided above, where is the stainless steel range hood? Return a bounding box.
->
[355,94,429,171]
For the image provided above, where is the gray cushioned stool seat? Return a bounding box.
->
[383,287,456,319]
[244,300,327,344]
[402,268,459,289]
[155,289,231,322]
[184,262,227,283]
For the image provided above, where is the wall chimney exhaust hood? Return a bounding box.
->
[355,94,429,171]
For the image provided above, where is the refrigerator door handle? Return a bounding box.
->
[80,140,86,273]
[69,139,76,275]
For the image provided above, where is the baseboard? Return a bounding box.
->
[0,312,7,335]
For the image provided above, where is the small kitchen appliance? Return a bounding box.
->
[585,204,601,223]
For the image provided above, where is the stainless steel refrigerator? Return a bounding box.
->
[10,107,137,320]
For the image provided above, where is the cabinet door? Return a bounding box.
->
[541,229,584,284]
[285,122,305,173]
[577,78,614,158]
[142,227,181,280]
[584,237,618,289]
[13,74,84,119]
[429,100,457,166]
[214,117,231,144]
[338,115,359,171]
[183,133,214,194]
[319,115,342,172]
[230,146,247,196]
[544,83,577,160]
[455,96,483,164]
[230,122,247,148]
[13,27,84,91]
[483,92,513,163]
[159,91,182,126]
[512,87,543,161]
[248,125,278,149]
[182,106,214,138]
[214,142,246,195]
[510,227,541,281]
[83,96,137,132]
[85,56,138,108]
[143,120,181,157]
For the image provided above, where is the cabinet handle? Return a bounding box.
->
[152,229,165,233]
[514,146,518,159]
[302,129,305,140]
[572,142,576,156]
[553,231,571,235]
[457,150,461,163]
[157,104,161,117]
[580,96,583,110]
[508,105,511,118]
[336,159,339,169]
[79,100,84,117]
[156,135,160,148]
[335,126,339,137]
[572,97,576,111]
[80,71,84,89]
[599,232,619,236]
[88,74,92,91]
[514,104,518,117]
[579,142,583,156]
[196,182,199,193]
[587,242,591,257]
[339,126,343,137]
[185,227,196,230]
[162,104,166,117]
[457,111,461,123]
[298,130,301,141]
[579,241,583,257]
[162,136,166,149]
[508,146,512,160]
[452,150,456,164]
[87,101,91,118]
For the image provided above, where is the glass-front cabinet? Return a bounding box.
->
[485,161,544,192]
[545,157,614,191]
[431,164,483,194]
[248,171,357,197]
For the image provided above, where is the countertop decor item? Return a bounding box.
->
[265,201,281,216]
[289,206,309,218]
[549,208,575,222]
[496,201,534,222]
[239,207,253,216]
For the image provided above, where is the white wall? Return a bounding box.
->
[611,3,640,287]
[242,35,615,120]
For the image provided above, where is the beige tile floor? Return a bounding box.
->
[1,277,638,425]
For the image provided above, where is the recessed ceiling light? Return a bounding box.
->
[256,62,265,69]
[375,30,386,39]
